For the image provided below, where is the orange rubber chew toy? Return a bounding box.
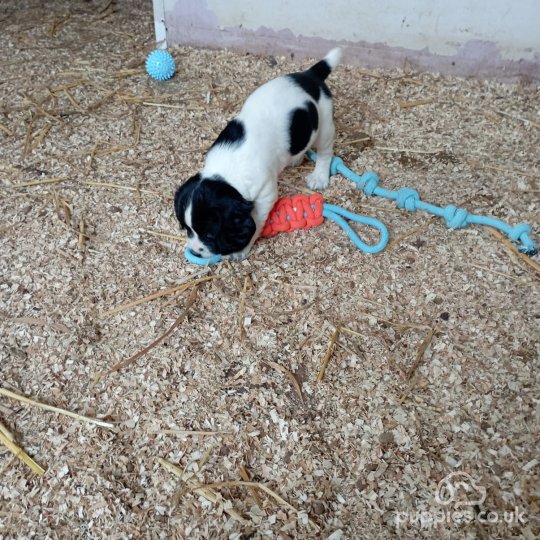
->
[261,193,324,237]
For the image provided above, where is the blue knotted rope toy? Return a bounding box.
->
[314,150,537,256]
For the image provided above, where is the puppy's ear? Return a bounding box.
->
[230,198,255,223]
[174,173,200,224]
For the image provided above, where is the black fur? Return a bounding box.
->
[211,119,246,149]
[288,101,318,155]
[309,59,332,81]
[174,173,201,229]
[175,176,255,256]
[287,58,332,101]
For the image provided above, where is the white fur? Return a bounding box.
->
[184,203,210,256]
[324,47,342,70]
[191,48,342,259]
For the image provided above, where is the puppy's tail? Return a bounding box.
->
[308,48,342,81]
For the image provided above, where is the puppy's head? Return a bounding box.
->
[174,175,256,257]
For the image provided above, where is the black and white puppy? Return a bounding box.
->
[174,48,342,260]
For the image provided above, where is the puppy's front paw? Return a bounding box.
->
[306,171,330,191]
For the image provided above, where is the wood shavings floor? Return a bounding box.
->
[1,1,539,538]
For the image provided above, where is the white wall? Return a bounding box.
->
[156,0,540,78]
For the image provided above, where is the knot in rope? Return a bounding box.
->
[508,223,532,243]
[395,188,420,211]
[261,193,324,237]
[443,205,469,229]
[330,156,344,176]
[362,172,380,196]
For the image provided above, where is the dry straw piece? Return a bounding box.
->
[342,314,430,332]
[77,218,86,252]
[493,108,540,129]
[399,328,436,404]
[81,180,168,199]
[0,421,45,476]
[398,97,437,109]
[238,465,264,509]
[158,458,249,525]
[488,228,540,280]
[264,360,304,402]
[467,159,539,180]
[7,177,67,189]
[0,123,13,135]
[144,229,185,242]
[374,145,443,154]
[316,326,341,382]
[100,273,217,318]
[102,285,200,376]
[238,275,250,340]
[406,328,435,380]
[192,481,320,531]
[159,429,232,436]
[386,218,437,250]
[467,262,524,283]
[0,388,114,428]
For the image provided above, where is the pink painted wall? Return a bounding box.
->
[154,0,540,80]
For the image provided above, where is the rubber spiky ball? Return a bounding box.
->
[146,50,176,81]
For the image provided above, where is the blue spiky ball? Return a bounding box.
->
[146,50,176,81]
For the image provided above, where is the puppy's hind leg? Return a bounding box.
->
[306,96,335,191]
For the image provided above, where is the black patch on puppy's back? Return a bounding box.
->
[288,72,331,101]
[289,101,318,155]
[211,119,245,149]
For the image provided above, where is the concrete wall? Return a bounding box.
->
[154,0,540,79]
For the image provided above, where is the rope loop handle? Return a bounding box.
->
[322,204,389,254]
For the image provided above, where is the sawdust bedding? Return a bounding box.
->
[1,1,539,539]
